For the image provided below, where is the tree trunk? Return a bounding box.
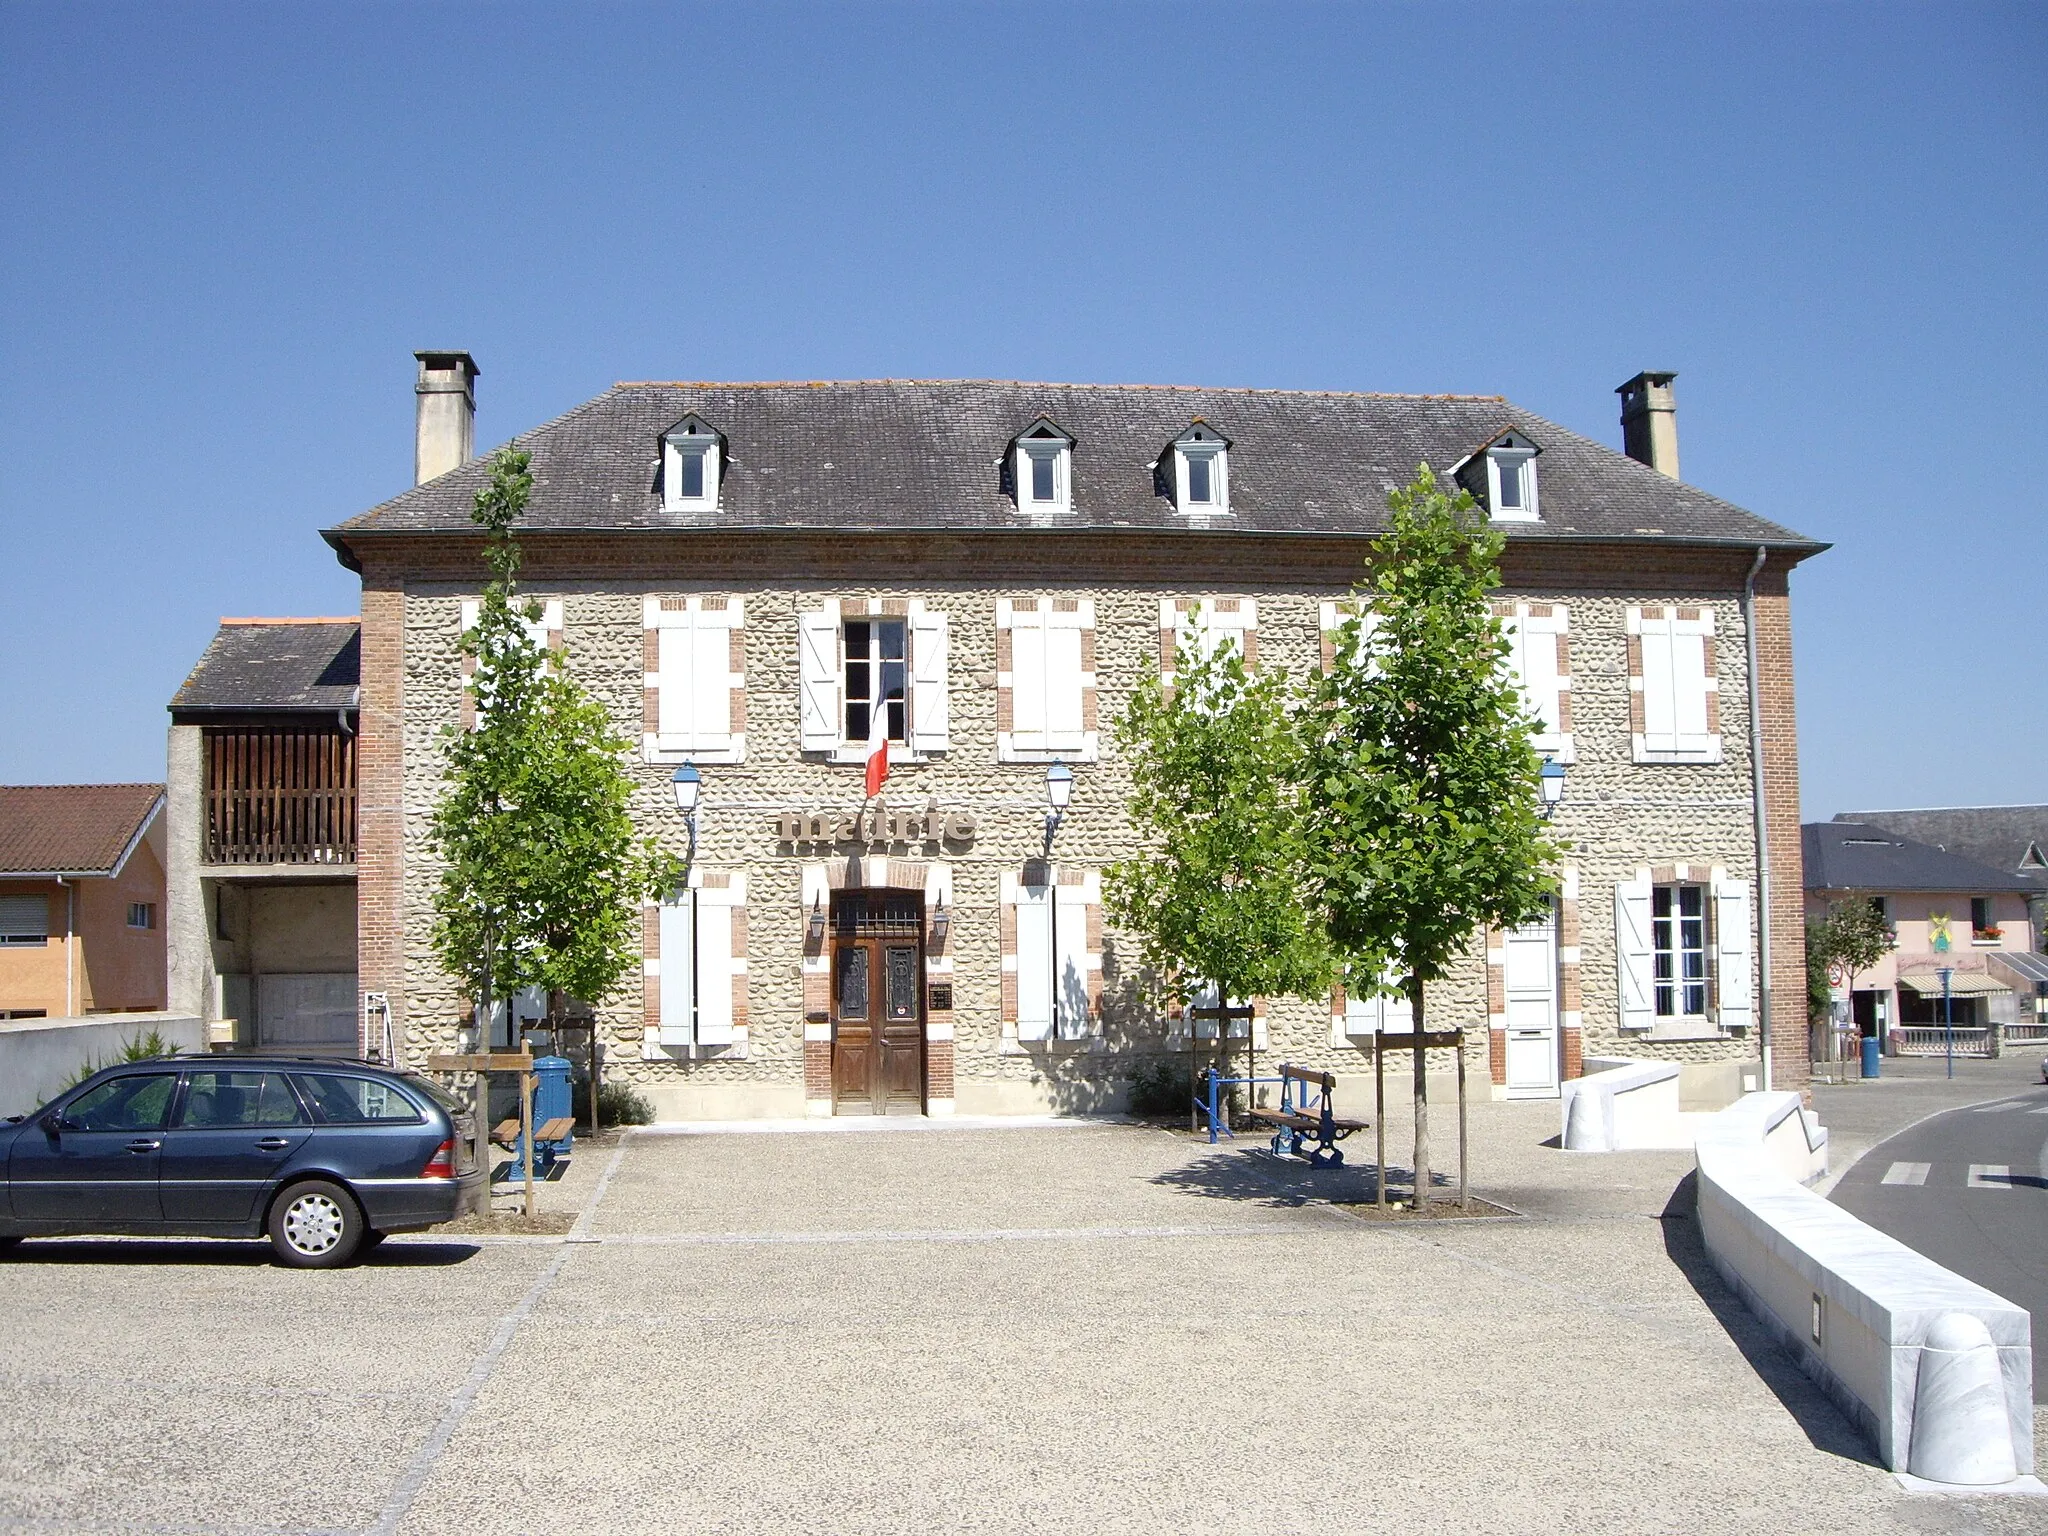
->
[1410,973,1429,1209]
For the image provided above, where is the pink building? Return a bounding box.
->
[1803,819,2047,1056]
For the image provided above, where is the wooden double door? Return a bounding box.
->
[831,893,926,1115]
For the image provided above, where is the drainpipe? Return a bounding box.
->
[1742,545,1774,1093]
[59,877,76,1016]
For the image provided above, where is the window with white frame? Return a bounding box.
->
[1169,424,1230,514]
[1334,964,1413,1041]
[997,598,1096,761]
[1496,601,1573,761]
[642,597,745,764]
[1486,432,1539,522]
[1003,866,1100,1042]
[458,596,564,729]
[662,415,722,513]
[648,873,748,1053]
[797,599,950,760]
[1319,599,1382,676]
[1011,421,1073,515]
[1158,598,1257,689]
[126,902,156,931]
[1630,605,1720,762]
[1615,867,1751,1036]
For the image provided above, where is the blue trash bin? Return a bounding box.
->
[518,1056,576,1173]
[1860,1034,1881,1079]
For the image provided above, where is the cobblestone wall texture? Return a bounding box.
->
[372,531,1793,1116]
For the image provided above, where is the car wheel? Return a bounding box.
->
[267,1180,365,1269]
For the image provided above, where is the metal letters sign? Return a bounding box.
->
[773,801,976,849]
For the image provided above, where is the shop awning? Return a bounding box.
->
[1898,970,2010,997]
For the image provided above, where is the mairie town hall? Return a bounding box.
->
[165,357,1821,1119]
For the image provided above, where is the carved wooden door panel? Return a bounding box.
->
[830,894,926,1115]
[878,943,924,1112]
[832,939,876,1112]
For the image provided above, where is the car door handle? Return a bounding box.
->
[255,1137,292,1151]
[126,1139,160,1153]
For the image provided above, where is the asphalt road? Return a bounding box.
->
[1830,1077,2048,1402]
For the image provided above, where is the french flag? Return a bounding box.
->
[864,691,893,799]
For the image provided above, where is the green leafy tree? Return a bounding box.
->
[1308,465,1565,1205]
[1805,900,1893,1026]
[1106,632,1332,1104]
[428,450,679,1040]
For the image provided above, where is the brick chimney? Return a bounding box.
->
[1616,371,1679,479]
[414,350,479,485]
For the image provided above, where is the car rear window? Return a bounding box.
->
[177,1071,305,1128]
[397,1072,463,1114]
[290,1073,425,1125]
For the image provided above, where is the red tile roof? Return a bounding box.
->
[0,784,165,876]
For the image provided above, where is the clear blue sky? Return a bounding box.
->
[3,2,2042,818]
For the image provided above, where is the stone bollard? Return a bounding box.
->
[1563,1084,1605,1151]
[1907,1312,2018,1485]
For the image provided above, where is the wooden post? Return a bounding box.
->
[519,1067,535,1220]
[1374,1032,1387,1213]
[1456,1029,1470,1213]
[471,1071,489,1217]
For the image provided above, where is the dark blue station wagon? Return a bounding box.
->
[0,1057,484,1267]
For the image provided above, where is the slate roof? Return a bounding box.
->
[326,379,1820,554]
[1802,821,2043,895]
[0,784,164,877]
[170,620,361,716]
[1832,807,2048,884]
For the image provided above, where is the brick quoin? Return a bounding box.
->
[1753,567,1811,1086]
[355,571,407,1056]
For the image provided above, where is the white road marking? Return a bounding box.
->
[1882,1162,1931,1186]
[1967,1164,2013,1190]
[1971,1100,2022,1113]
[2029,1105,2048,1116]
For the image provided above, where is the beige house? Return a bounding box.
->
[299,355,1821,1119]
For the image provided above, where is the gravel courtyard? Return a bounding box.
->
[3,1090,2043,1536]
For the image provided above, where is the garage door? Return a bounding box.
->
[255,973,358,1053]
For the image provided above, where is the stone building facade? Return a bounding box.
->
[325,360,1822,1118]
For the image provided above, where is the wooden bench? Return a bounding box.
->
[1245,1065,1367,1168]
[491,1116,574,1148]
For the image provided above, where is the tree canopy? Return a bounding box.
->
[427,449,679,1024]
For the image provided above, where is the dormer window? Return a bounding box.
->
[662,415,723,513]
[1485,431,1539,523]
[1170,423,1231,514]
[1011,420,1074,515]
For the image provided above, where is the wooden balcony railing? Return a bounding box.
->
[204,729,357,865]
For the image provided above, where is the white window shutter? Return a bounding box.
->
[657,899,694,1046]
[1015,881,1052,1041]
[1044,624,1085,752]
[693,901,735,1045]
[1615,875,1655,1032]
[1505,616,1562,737]
[690,621,728,746]
[1053,884,1087,1038]
[1714,879,1753,1032]
[1382,978,1414,1033]
[1641,622,1678,752]
[911,609,950,752]
[1011,612,1049,748]
[797,609,839,752]
[1671,631,1711,754]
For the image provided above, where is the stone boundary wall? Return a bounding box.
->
[0,1012,206,1119]
[1694,1091,2033,1477]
